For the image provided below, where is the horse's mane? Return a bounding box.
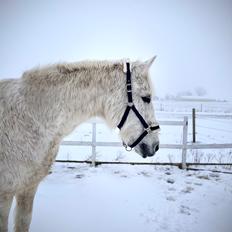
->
[22,60,123,82]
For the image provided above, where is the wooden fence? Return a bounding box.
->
[59,116,232,169]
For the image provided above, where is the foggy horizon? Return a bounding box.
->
[1,0,232,100]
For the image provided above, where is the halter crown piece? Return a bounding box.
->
[117,61,160,151]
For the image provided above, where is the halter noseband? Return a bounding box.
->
[117,62,160,151]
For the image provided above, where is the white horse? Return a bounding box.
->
[0,57,160,232]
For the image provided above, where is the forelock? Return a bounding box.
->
[131,61,152,94]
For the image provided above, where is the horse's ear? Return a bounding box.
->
[144,56,157,69]
[132,56,156,73]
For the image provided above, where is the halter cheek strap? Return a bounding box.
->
[117,62,160,150]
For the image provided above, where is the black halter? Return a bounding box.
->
[117,62,160,151]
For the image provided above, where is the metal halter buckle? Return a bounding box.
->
[126,84,132,92]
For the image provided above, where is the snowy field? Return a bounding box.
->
[9,163,232,232]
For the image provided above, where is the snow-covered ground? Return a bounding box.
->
[9,163,232,232]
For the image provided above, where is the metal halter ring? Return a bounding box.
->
[123,144,132,152]
[144,127,152,133]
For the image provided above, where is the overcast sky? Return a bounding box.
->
[1,0,232,100]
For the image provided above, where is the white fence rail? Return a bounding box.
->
[60,116,232,168]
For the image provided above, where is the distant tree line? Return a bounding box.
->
[162,86,207,100]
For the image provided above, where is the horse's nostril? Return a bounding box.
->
[153,142,159,153]
[155,144,159,152]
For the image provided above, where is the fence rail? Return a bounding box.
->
[60,117,232,169]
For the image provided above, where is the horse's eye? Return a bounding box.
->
[141,96,151,103]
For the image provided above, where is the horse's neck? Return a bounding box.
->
[23,66,118,139]
[56,79,106,137]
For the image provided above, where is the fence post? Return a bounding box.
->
[181,116,188,169]
[192,108,196,143]
[91,122,97,167]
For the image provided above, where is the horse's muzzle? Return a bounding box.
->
[139,141,159,158]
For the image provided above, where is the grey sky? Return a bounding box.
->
[1,0,232,99]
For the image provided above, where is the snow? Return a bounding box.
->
[9,163,232,232]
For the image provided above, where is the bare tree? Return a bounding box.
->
[195,86,207,96]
